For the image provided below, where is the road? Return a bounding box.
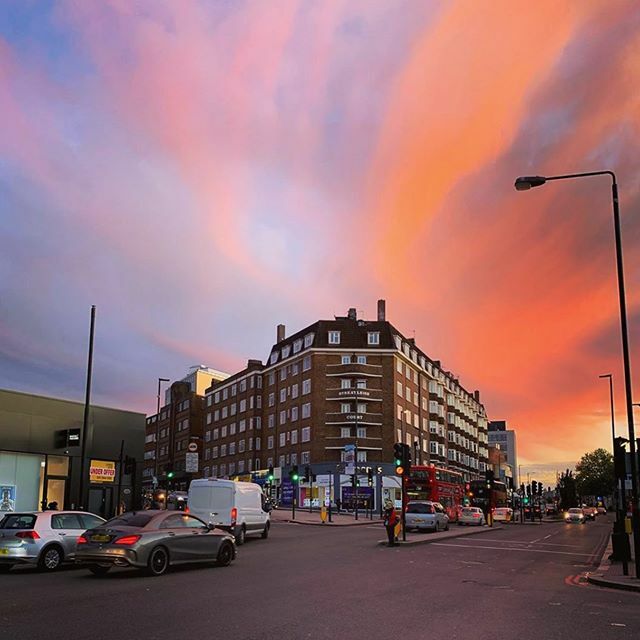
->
[1,515,638,639]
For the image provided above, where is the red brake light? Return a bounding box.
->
[230,507,238,525]
[114,535,141,546]
[16,530,40,539]
[77,535,88,544]
[184,506,190,514]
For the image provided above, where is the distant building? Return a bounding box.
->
[488,420,518,486]
[488,443,514,488]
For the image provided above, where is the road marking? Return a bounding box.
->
[433,542,593,557]
[461,538,584,548]
[610,623,626,627]
[544,534,552,539]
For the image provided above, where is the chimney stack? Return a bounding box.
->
[474,390,480,402]
[277,324,286,342]
[348,308,357,321]
[377,299,386,321]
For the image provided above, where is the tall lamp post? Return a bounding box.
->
[600,374,620,524]
[154,378,170,483]
[515,171,640,578]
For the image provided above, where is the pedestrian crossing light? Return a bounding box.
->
[290,465,299,482]
[167,471,174,479]
[393,442,404,476]
[267,465,274,483]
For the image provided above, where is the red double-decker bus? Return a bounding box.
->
[405,465,464,521]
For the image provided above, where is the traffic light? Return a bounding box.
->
[267,465,275,483]
[304,465,311,482]
[614,436,628,480]
[531,480,537,495]
[526,483,531,497]
[289,465,299,482]
[367,468,373,487]
[393,443,405,476]
[538,482,543,496]
[520,483,525,495]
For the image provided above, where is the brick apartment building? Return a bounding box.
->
[199,301,490,505]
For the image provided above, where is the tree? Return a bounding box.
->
[575,448,614,499]
[557,469,578,509]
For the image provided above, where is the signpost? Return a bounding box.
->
[185,452,199,473]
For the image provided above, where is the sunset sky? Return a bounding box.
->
[1,1,639,481]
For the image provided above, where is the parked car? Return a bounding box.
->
[0,511,105,572]
[596,506,607,515]
[565,508,586,524]
[545,504,558,516]
[404,501,449,532]
[492,507,513,523]
[188,478,271,545]
[582,506,597,521]
[75,510,236,576]
[458,507,485,526]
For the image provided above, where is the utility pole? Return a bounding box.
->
[78,305,96,510]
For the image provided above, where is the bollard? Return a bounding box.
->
[321,506,327,524]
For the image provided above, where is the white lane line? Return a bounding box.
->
[529,538,542,544]
[544,534,552,540]
[432,542,594,557]
[460,538,583,548]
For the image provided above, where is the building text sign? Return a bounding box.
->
[89,459,116,483]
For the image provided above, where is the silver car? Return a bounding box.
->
[458,507,486,526]
[404,501,450,532]
[75,510,237,576]
[0,511,106,572]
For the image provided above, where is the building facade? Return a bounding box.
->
[488,420,518,486]
[198,301,490,508]
[0,388,145,518]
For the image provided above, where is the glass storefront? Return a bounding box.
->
[0,451,70,513]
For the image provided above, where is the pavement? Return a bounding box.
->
[270,506,383,526]
[588,531,640,592]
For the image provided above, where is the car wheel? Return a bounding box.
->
[89,564,112,576]
[217,542,234,567]
[261,522,270,539]
[236,525,246,546]
[38,545,63,572]
[147,546,170,577]
[435,521,440,533]
[445,521,450,531]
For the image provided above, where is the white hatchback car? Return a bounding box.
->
[0,511,105,572]
[492,507,513,523]
[458,507,485,526]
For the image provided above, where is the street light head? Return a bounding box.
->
[514,176,546,191]
[599,373,612,379]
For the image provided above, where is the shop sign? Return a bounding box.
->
[89,460,116,483]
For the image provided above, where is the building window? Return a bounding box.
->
[304,333,314,348]
[229,462,236,476]
[290,453,298,465]
[279,433,286,447]
[207,395,213,407]
[214,410,220,421]
[430,441,438,454]
[229,423,236,435]
[328,331,341,344]
[356,379,366,389]
[282,345,291,359]
[302,355,311,371]
[280,368,287,381]
[268,393,275,407]
[256,396,262,409]
[255,437,261,451]
[267,436,274,450]
[291,383,299,399]
[222,407,228,419]
[357,403,366,414]
[240,379,247,392]
[367,332,380,345]
[270,351,279,365]
[238,460,245,474]
[239,419,246,432]
[212,446,219,458]
[341,379,351,389]
[206,413,212,425]
[301,427,311,442]
[341,355,351,364]
[213,429,219,440]
[341,403,351,414]
[230,403,237,416]
[356,451,367,462]
[396,382,403,397]
[205,448,211,461]
[222,388,228,401]
[239,440,246,453]
[357,427,366,438]
[279,410,286,425]
[214,392,220,403]
[293,339,303,353]
[302,403,311,419]
[221,426,228,438]
[279,455,285,468]
[268,414,275,429]
[291,406,298,422]
[341,427,350,438]
[301,451,310,464]
[280,389,287,403]
[231,384,237,396]
[302,379,311,395]
[220,444,227,457]
[205,430,212,442]
[239,399,246,412]
[291,430,298,444]
[357,355,366,364]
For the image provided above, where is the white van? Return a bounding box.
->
[188,479,270,545]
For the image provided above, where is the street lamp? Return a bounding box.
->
[154,378,170,482]
[515,170,640,578]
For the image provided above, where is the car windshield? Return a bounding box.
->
[462,508,479,515]
[0,514,36,529]
[407,503,434,514]
[568,508,582,514]
[104,512,155,528]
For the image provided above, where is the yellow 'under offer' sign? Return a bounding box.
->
[89,459,116,483]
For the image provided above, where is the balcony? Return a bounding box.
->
[325,411,383,426]
[326,388,382,402]
[325,363,382,378]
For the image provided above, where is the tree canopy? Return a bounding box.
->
[575,448,614,499]
[557,469,578,509]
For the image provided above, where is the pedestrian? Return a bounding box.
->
[47,501,58,510]
[383,499,399,547]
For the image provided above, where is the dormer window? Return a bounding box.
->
[281,345,291,359]
[269,351,279,365]
[367,332,380,345]
[293,339,303,353]
[328,331,341,345]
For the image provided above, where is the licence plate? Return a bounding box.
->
[0,549,9,555]
[414,518,424,523]
[91,534,111,542]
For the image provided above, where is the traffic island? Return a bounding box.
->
[378,523,504,547]
[587,536,640,592]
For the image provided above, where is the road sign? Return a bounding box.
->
[188,442,198,452]
[185,452,199,473]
